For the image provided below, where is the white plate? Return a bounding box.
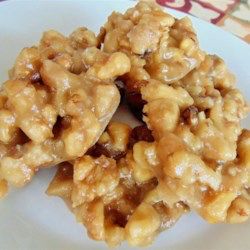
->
[0,1,250,250]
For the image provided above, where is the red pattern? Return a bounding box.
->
[194,0,240,24]
[157,0,192,12]
[156,0,240,24]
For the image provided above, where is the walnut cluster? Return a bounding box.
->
[1,1,250,248]
[0,27,130,196]
[47,122,188,247]
[98,1,250,233]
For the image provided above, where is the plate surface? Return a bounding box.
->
[0,1,250,250]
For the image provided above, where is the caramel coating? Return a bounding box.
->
[46,1,250,247]
[1,0,249,247]
[48,111,250,246]
[98,0,250,241]
[47,122,188,247]
[101,1,204,86]
[0,28,131,195]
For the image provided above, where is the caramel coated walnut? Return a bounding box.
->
[47,113,249,244]
[157,130,250,224]
[88,122,132,160]
[0,28,131,194]
[125,53,246,164]
[46,1,249,246]
[138,42,249,225]
[100,1,205,119]
[101,1,204,85]
[47,122,186,247]
[48,155,186,247]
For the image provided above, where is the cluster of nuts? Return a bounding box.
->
[99,1,250,229]
[48,121,250,247]
[47,122,188,247]
[0,27,130,197]
[1,0,249,247]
